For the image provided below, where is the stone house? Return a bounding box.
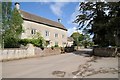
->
[15,3,67,47]
[67,37,74,47]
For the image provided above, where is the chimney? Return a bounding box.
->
[15,2,20,10]
[58,18,61,23]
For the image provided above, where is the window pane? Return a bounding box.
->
[55,33,58,38]
[45,31,49,36]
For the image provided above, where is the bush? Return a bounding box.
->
[19,38,44,48]
[54,44,59,47]
[19,39,30,46]
[4,36,20,48]
[51,46,54,50]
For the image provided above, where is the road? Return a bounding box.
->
[2,52,118,78]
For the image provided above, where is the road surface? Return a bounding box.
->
[2,52,118,78]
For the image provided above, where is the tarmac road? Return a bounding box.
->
[2,52,118,78]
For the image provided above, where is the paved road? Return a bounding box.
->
[2,52,118,78]
[2,53,90,78]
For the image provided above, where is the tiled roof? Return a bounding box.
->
[20,10,67,31]
[67,37,74,42]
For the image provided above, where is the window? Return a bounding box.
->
[55,42,58,47]
[31,29,36,34]
[55,33,58,38]
[62,34,64,38]
[45,31,49,36]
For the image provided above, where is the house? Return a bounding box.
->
[15,3,67,47]
[67,37,74,47]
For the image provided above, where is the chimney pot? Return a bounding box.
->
[58,18,61,23]
[15,2,20,10]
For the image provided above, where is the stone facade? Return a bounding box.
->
[21,20,67,47]
[15,3,67,47]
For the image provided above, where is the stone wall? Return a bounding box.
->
[0,45,63,61]
[93,47,120,57]
[35,47,61,56]
[0,44,35,61]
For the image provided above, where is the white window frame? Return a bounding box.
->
[45,31,49,36]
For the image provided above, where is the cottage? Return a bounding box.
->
[67,37,74,47]
[15,3,67,47]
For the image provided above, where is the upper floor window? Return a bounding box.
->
[31,29,36,34]
[62,34,64,38]
[45,31,49,36]
[55,33,58,38]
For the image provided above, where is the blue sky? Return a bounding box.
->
[13,2,81,36]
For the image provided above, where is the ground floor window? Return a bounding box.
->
[55,42,58,47]
[46,41,50,47]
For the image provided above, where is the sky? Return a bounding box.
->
[12,2,82,37]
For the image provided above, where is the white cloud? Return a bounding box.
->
[68,3,80,24]
[67,3,81,37]
[67,26,82,37]
[50,2,68,17]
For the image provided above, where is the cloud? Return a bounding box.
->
[67,26,82,37]
[67,3,81,37]
[68,3,80,24]
[50,2,68,17]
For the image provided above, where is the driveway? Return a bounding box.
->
[2,52,118,78]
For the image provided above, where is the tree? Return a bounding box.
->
[70,32,93,48]
[2,2,12,48]
[3,6,23,48]
[70,32,84,46]
[74,2,120,47]
[0,2,2,48]
[107,2,120,47]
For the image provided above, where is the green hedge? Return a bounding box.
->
[19,39,44,48]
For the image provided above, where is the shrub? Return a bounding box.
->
[19,39,30,46]
[4,36,20,48]
[51,46,54,50]
[54,44,59,47]
[19,38,44,48]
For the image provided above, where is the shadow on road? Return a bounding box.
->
[72,49,93,57]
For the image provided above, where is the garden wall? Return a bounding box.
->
[93,47,120,57]
[0,44,35,61]
[0,45,63,61]
[35,47,61,56]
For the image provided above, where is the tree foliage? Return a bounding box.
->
[19,33,45,48]
[74,2,120,47]
[70,32,93,48]
[2,2,23,48]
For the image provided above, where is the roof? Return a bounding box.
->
[67,37,74,42]
[20,10,67,31]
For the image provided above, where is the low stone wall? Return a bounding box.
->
[0,45,66,61]
[35,47,61,56]
[93,47,120,57]
[0,44,35,61]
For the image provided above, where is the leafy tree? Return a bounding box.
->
[107,2,120,47]
[2,2,12,48]
[3,6,23,48]
[0,2,2,48]
[70,32,84,46]
[71,32,93,48]
[74,2,120,47]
